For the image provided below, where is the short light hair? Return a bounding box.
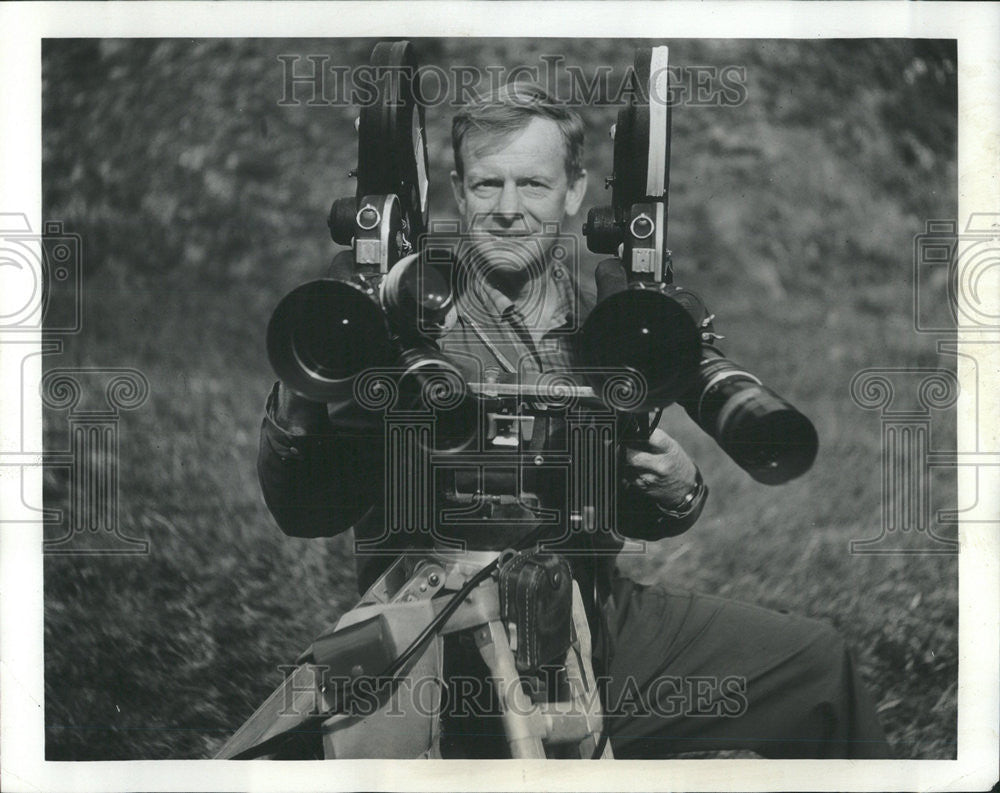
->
[452,82,585,181]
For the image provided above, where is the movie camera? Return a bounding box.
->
[582,46,818,484]
[267,41,476,452]
[267,41,817,483]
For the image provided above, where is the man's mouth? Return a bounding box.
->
[484,229,533,238]
[469,214,534,239]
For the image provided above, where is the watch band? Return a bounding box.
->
[655,467,708,522]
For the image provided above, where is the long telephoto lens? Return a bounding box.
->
[267,279,395,402]
[681,349,818,485]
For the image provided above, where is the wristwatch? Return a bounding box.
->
[654,467,708,523]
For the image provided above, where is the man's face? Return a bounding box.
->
[450,116,587,276]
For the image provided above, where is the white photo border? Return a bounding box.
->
[1,2,996,791]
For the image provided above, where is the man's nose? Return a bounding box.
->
[494,181,522,221]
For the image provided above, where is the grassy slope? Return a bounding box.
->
[41,38,957,759]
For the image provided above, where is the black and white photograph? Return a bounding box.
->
[1,3,997,792]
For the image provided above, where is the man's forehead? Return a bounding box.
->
[460,118,568,176]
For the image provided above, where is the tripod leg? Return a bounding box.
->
[473,621,546,759]
[568,582,614,759]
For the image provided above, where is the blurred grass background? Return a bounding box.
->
[41,38,957,759]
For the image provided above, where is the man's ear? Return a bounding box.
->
[450,170,467,217]
[563,169,588,217]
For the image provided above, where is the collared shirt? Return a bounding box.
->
[440,250,596,382]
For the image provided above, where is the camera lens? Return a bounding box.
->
[578,286,702,410]
[292,282,389,379]
[380,252,455,338]
[268,279,395,400]
[397,348,477,453]
[682,353,818,484]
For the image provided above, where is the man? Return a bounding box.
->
[257,82,891,759]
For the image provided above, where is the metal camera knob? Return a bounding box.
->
[328,196,357,246]
[629,213,654,240]
[583,205,621,254]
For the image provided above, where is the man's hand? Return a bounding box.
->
[621,427,699,509]
[273,383,330,436]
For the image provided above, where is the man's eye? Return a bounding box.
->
[521,181,549,194]
[472,182,500,196]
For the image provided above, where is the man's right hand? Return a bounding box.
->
[273,383,330,436]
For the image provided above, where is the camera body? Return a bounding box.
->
[269,40,479,455]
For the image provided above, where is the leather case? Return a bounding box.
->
[498,550,573,673]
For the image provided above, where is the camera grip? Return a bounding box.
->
[594,258,629,303]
